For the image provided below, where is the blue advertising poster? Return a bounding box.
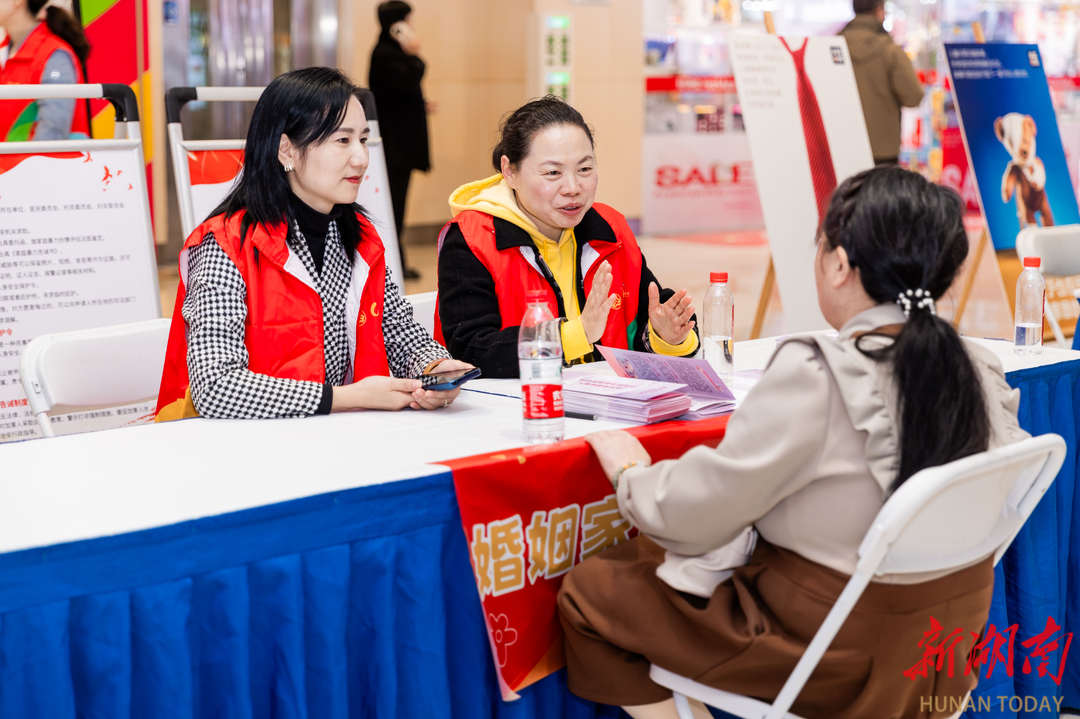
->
[946,43,1080,250]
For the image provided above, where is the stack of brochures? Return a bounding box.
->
[596,346,738,420]
[562,376,692,424]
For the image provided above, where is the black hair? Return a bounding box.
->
[209,67,368,261]
[491,95,595,173]
[820,166,990,489]
[853,0,885,15]
[378,1,411,30]
[27,0,90,65]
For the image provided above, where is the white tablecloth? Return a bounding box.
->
[2,333,1075,555]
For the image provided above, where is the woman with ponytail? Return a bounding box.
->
[558,166,1030,719]
[0,0,91,141]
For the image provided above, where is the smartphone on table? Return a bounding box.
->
[418,366,481,391]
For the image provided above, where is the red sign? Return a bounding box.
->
[186,149,245,186]
[446,416,731,699]
[646,75,738,94]
[1049,76,1080,91]
[655,161,753,188]
[940,127,980,213]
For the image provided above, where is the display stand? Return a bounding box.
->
[0,84,161,441]
[946,25,1077,340]
[750,11,778,340]
[165,87,405,289]
[951,22,988,329]
[733,14,874,336]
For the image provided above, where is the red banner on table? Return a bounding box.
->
[646,75,737,94]
[445,416,730,700]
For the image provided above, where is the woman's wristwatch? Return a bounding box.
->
[610,460,649,489]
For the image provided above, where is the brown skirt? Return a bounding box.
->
[558,535,995,719]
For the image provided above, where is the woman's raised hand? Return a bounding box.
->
[648,283,696,346]
[580,261,617,344]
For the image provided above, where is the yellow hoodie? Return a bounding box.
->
[449,174,698,361]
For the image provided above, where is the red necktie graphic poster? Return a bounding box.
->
[730,35,874,333]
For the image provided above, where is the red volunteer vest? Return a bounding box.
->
[0,23,90,141]
[434,203,643,352]
[156,210,390,416]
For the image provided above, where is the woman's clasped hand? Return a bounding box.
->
[330,359,473,412]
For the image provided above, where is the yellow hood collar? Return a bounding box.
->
[448,174,566,246]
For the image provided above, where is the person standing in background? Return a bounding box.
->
[0,0,90,141]
[369,0,431,280]
[840,0,922,165]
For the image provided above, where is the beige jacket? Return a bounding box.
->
[618,304,1030,586]
[841,15,924,161]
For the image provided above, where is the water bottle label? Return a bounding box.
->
[522,384,564,419]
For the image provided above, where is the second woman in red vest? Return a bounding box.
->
[436,96,699,378]
[156,67,471,420]
[0,0,91,141]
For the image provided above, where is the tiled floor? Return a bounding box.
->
[157,224,1014,342]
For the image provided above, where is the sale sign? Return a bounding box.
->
[445,415,731,700]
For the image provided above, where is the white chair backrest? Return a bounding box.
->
[20,318,172,420]
[653,434,1066,719]
[406,291,438,338]
[858,434,1066,577]
[1015,224,1080,277]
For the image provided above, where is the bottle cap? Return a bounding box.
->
[1023,256,1041,268]
[525,290,547,302]
[710,272,728,283]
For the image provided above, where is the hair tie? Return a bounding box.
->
[896,288,936,318]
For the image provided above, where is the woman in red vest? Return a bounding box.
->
[436,96,698,379]
[0,0,90,141]
[156,67,471,421]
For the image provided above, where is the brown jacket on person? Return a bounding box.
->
[841,14,924,161]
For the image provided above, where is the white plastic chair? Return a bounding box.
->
[406,291,438,338]
[19,319,172,437]
[650,433,1067,719]
[1015,224,1080,348]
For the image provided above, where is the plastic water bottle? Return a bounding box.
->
[1014,256,1045,355]
[702,272,735,382]
[519,290,564,444]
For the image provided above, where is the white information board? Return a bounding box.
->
[730,35,875,332]
[641,133,764,234]
[0,144,159,441]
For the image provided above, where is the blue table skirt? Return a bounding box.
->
[962,360,1080,718]
[0,359,1076,719]
[0,473,620,719]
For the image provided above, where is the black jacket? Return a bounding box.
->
[368,33,430,172]
[437,208,698,378]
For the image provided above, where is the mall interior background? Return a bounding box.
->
[150,0,1080,338]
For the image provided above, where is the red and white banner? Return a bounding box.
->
[445,416,731,700]
[187,149,245,229]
